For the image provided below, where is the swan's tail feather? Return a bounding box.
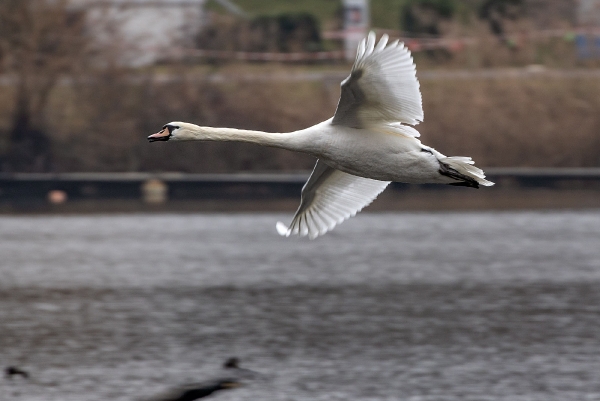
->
[439,157,494,188]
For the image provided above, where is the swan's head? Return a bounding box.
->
[148,122,196,142]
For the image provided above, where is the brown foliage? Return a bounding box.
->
[38,72,600,172]
[0,0,88,172]
[420,76,600,167]
[47,73,333,173]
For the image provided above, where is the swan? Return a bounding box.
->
[148,32,494,239]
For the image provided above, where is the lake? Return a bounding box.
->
[1,211,600,400]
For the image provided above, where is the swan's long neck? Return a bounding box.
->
[181,124,300,151]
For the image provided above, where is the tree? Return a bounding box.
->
[0,0,88,172]
[400,0,457,36]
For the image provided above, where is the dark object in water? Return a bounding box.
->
[222,357,264,380]
[153,357,258,400]
[158,379,242,401]
[5,366,29,379]
[223,357,239,369]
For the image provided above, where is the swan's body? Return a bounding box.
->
[149,32,493,239]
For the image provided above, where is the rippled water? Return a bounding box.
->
[1,211,600,401]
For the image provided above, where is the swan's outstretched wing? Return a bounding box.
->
[276,160,389,239]
[332,31,423,129]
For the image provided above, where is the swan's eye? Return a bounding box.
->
[165,125,180,134]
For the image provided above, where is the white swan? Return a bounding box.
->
[148,32,494,239]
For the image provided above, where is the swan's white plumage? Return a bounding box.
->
[277,33,424,238]
[276,160,389,239]
[332,32,423,128]
[151,32,494,240]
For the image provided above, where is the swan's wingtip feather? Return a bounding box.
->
[308,232,319,240]
[276,221,290,236]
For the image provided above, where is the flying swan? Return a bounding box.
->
[148,32,494,239]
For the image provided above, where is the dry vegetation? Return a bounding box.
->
[4,72,596,173]
[420,76,600,167]
[43,75,333,172]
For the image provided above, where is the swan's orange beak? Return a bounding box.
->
[148,128,170,142]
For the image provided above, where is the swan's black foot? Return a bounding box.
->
[439,162,480,188]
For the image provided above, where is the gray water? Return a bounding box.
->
[1,211,600,401]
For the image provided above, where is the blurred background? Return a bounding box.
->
[0,0,600,173]
[1,1,600,401]
[0,0,599,211]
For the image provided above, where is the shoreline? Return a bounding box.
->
[1,188,598,215]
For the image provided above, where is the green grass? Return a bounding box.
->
[370,0,411,30]
[206,0,339,26]
[207,0,414,30]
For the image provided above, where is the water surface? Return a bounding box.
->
[1,212,599,400]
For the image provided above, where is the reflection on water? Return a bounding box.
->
[1,212,600,400]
